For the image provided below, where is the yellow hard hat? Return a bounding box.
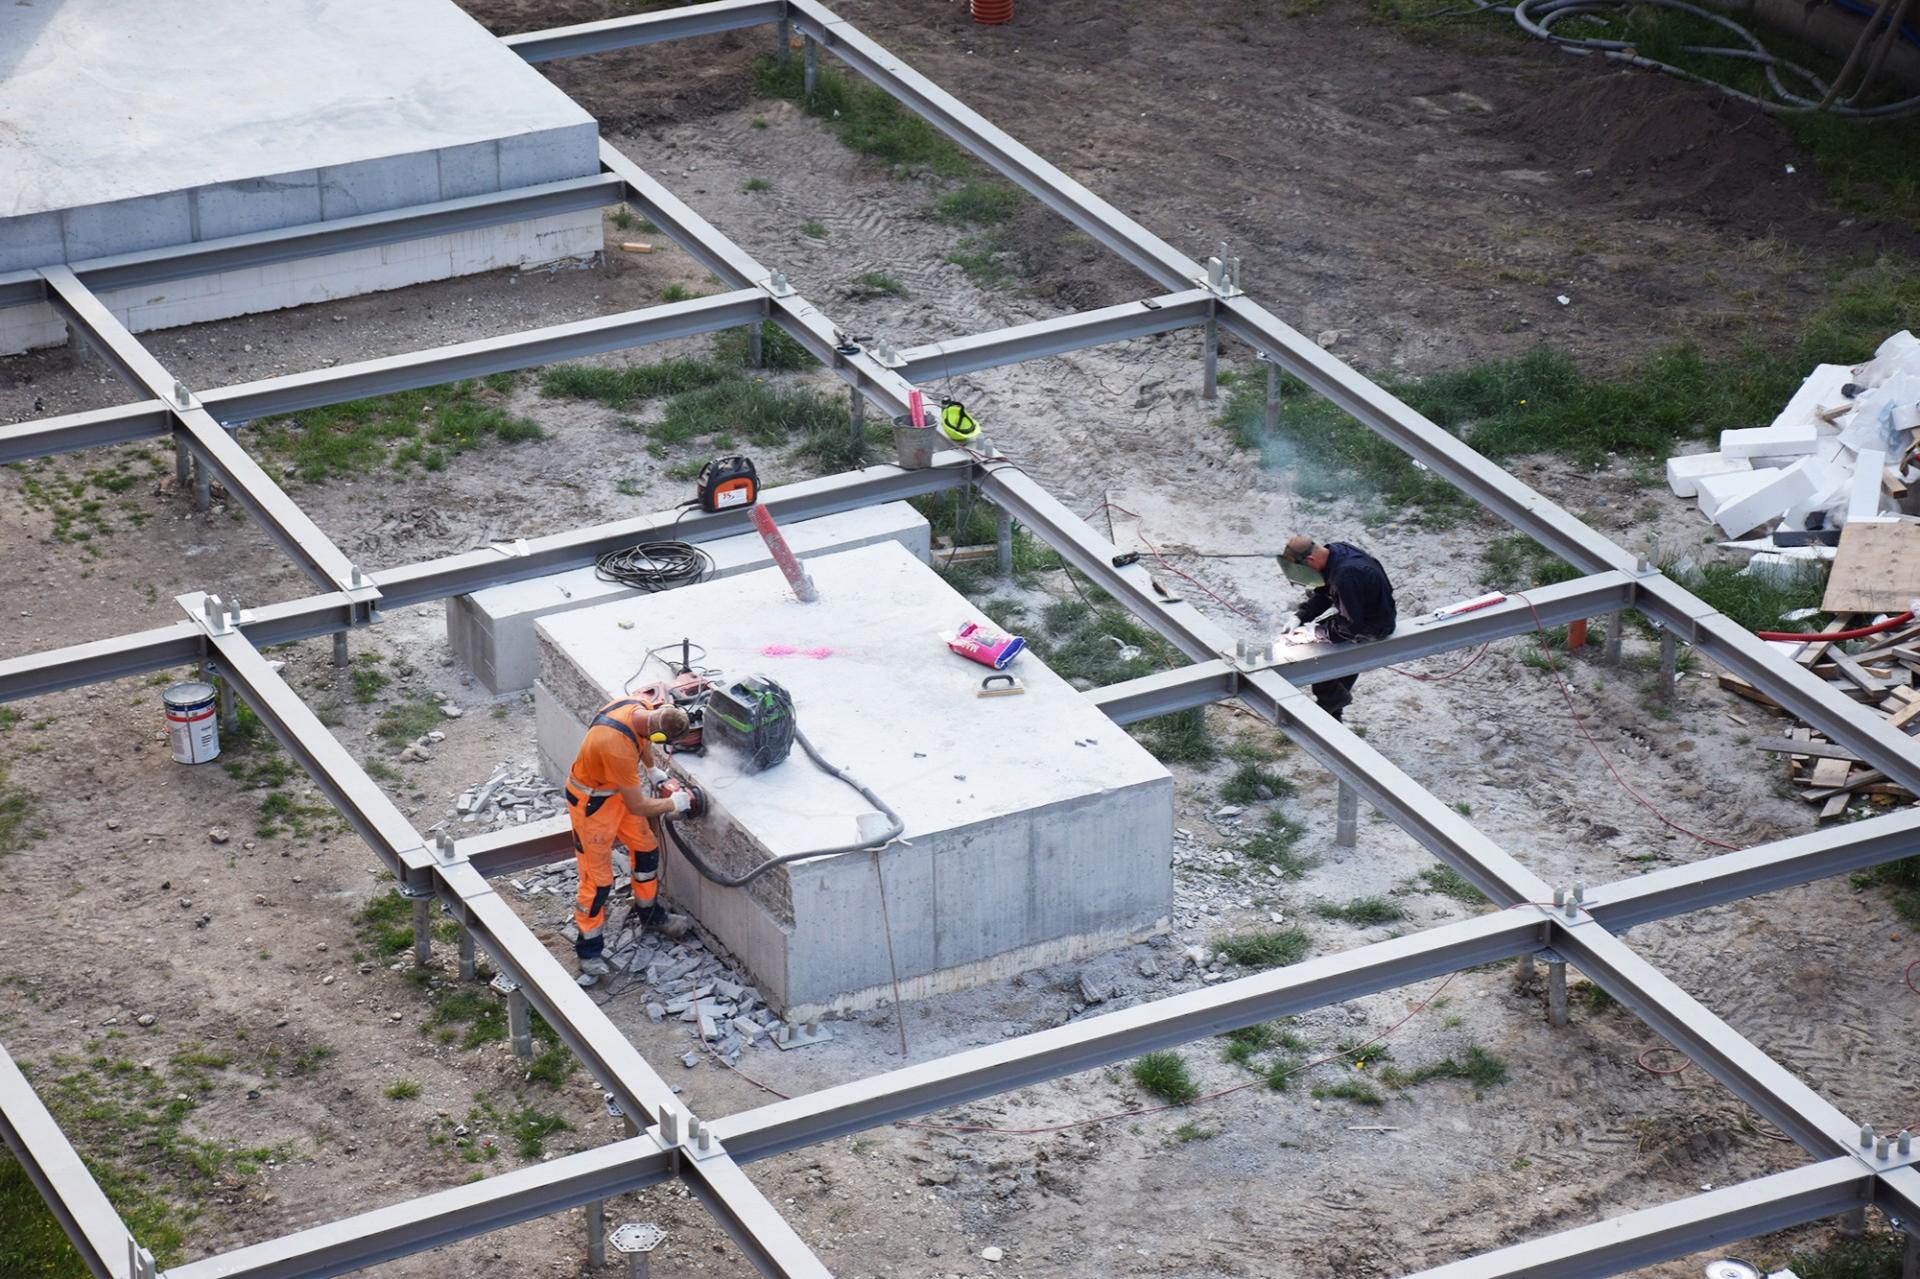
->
[939,400,979,444]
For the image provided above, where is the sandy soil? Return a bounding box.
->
[1,5,1915,1279]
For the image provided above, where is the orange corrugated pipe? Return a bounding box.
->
[971,0,1013,23]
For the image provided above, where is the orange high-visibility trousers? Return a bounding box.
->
[566,783,660,960]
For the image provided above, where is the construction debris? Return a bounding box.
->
[1739,612,1920,819]
[429,762,564,835]
[1667,331,1920,548]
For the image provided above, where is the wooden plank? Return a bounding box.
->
[1885,467,1909,500]
[1754,736,1860,761]
[1805,768,1890,799]
[1796,616,1857,667]
[1829,650,1891,697]
[1890,697,1920,731]
[1823,522,1920,613]
[1819,792,1851,819]
[1809,757,1852,788]
[1717,673,1784,710]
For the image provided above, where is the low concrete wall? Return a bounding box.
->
[1,210,603,355]
[450,503,932,696]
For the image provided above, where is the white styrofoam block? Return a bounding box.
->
[1860,330,1919,386]
[1767,363,1852,432]
[1848,448,1892,523]
[1721,422,1819,460]
[1697,467,1776,520]
[1712,457,1818,537]
[1665,451,1749,498]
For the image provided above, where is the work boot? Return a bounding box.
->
[575,953,611,988]
[636,903,693,940]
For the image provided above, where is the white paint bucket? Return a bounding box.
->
[164,680,220,764]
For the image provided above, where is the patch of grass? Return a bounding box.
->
[1314,896,1407,926]
[0,760,48,854]
[252,381,541,483]
[524,1044,576,1088]
[1219,760,1295,805]
[354,888,416,957]
[373,699,443,748]
[1130,1051,1199,1105]
[742,177,772,192]
[539,358,735,408]
[1220,1022,1278,1066]
[1172,1121,1216,1143]
[798,219,829,239]
[935,177,1023,226]
[506,1105,571,1159]
[350,666,389,704]
[1132,707,1218,764]
[660,283,707,303]
[1213,927,1310,969]
[1025,601,1182,687]
[1480,534,1580,591]
[384,1080,422,1101]
[946,233,1011,287]
[753,56,969,177]
[1264,1055,1307,1091]
[1310,1079,1383,1106]
[427,988,508,1050]
[610,205,638,230]
[644,377,875,473]
[1240,813,1312,877]
[1852,856,1920,927]
[1,1147,187,1277]
[1407,864,1485,904]
[713,321,817,371]
[1778,1235,1906,1279]
[1378,1045,1510,1093]
[850,270,910,300]
[1684,559,1828,634]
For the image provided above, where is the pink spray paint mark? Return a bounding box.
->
[760,644,834,659]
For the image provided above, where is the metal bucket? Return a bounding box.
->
[164,680,220,764]
[892,418,934,470]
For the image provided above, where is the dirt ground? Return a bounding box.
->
[2,3,1916,1277]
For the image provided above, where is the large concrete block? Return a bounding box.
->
[192,172,325,241]
[61,192,194,261]
[449,502,933,695]
[498,125,601,190]
[534,542,1173,1016]
[437,141,502,201]
[0,213,65,272]
[318,155,444,221]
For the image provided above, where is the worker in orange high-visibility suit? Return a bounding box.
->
[565,697,695,985]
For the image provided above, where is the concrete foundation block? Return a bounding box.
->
[62,192,194,262]
[192,173,325,241]
[0,213,66,273]
[533,542,1173,1016]
[450,503,932,695]
[498,125,601,190]
[436,142,503,201]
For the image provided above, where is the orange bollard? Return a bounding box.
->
[1567,618,1588,651]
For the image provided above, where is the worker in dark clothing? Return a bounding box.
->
[1281,535,1397,721]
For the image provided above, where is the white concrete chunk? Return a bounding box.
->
[1712,457,1819,537]
[1665,451,1749,498]
[1766,363,1853,432]
[1848,448,1893,523]
[1720,422,1819,461]
[1696,468,1776,521]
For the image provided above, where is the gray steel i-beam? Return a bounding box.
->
[1549,918,1860,1153]
[1401,1157,1872,1279]
[40,268,363,595]
[893,289,1215,383]
[0,1045,133,1279]
[713,909,1542,1160]
[504,0,784,60]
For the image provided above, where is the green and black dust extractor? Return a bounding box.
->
[705,674,795,772]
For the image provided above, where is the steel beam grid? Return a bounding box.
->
[1,2,1916,1277]
[0,1045,133,1279]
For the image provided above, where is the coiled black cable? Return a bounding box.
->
[593,541,714,592]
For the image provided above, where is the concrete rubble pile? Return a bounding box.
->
[428,762,563,835]
[509,862,815,1068]
[1665,330,1920,579]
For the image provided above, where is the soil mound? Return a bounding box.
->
[1511,69,1815,225]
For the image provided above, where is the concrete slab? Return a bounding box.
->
[534,542,1174,1016]
[448,503,933,695]
[1,0,593,222]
